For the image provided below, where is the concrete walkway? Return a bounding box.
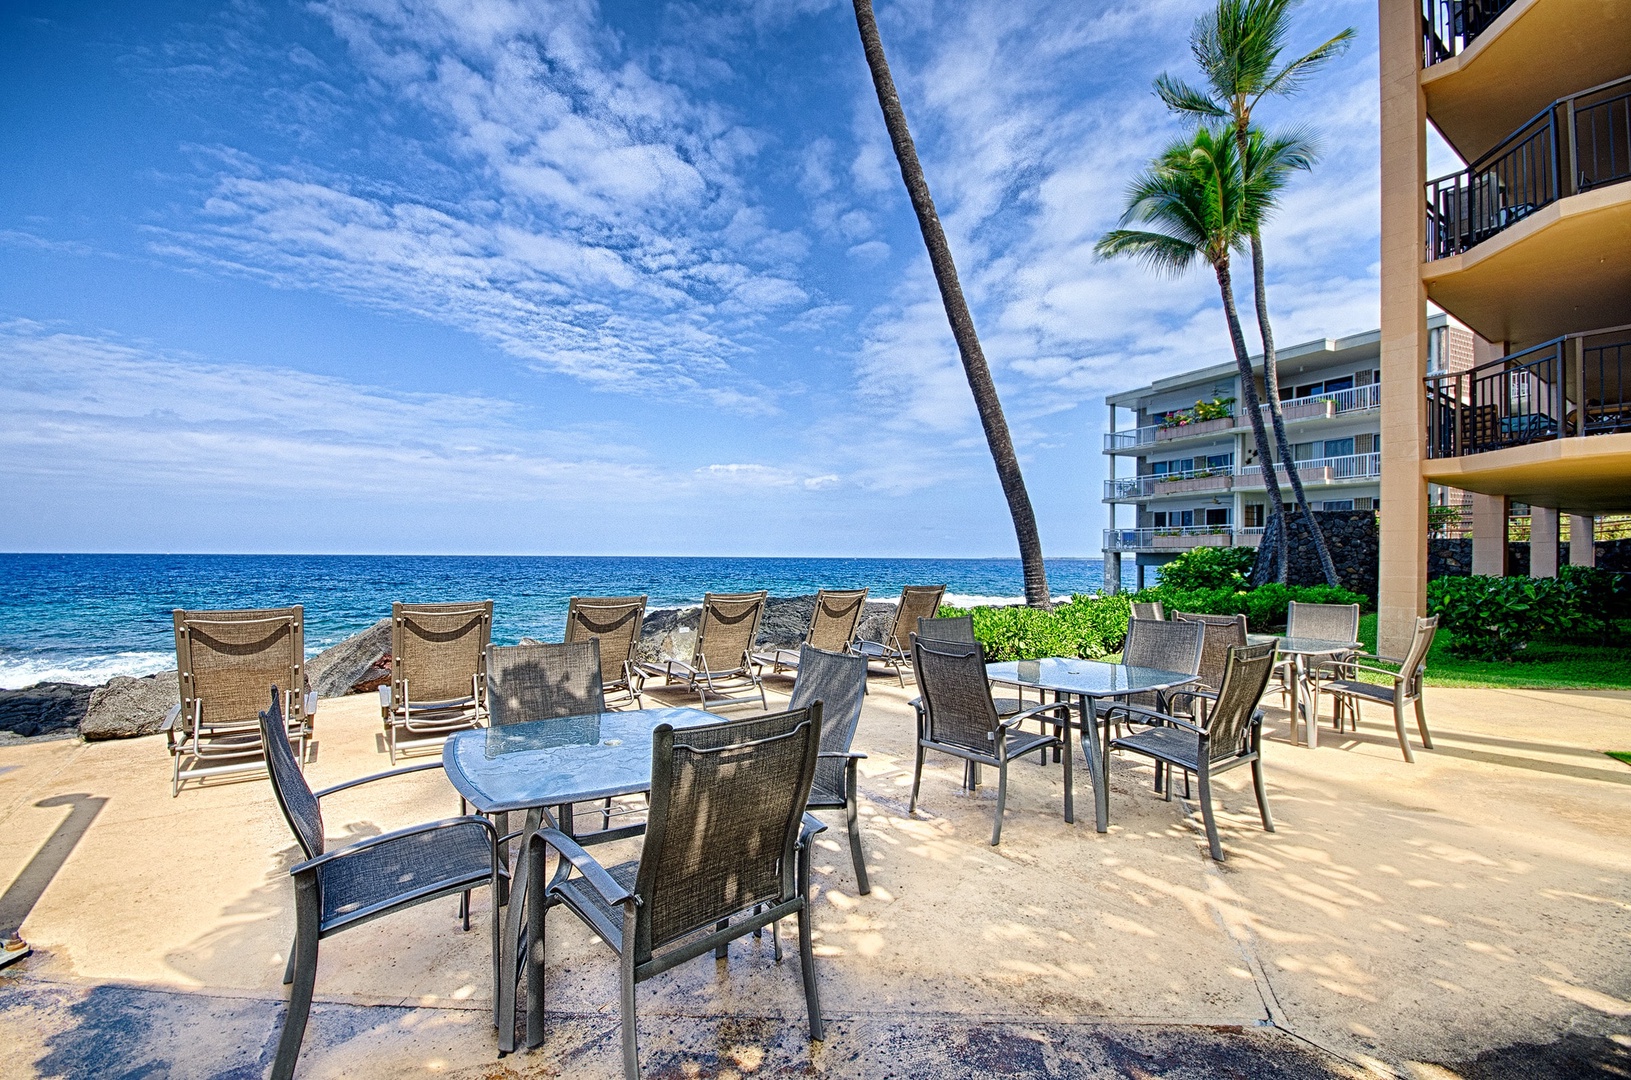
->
[1,676,1628,1078]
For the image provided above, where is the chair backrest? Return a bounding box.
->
[805,589,869,653]
[1200,641,1279,762]
[887,585,946,653]
[1122,617,1203,676]
[1175,612,1249,691]
[174,607,306,731]
[633,705,821,960]
[1401,615,1440,696]
[911,635,1000,753]
[564,595,647,686]
[693,591,768,674]
[258,688,324,860]
[788,645,868,802]
[1130,601,1165,621]
[392,601,493,707]
[1286,601,1360,643]
[916,615,975,645]
[486,640,605,726]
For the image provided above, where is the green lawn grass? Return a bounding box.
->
[1358,613,1631,690]
[1608,752,1631,768]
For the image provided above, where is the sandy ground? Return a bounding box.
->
[1,672,1628,1078]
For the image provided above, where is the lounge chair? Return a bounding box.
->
[525,706,827,1078]
[852,585,945,685]
[163,606,315,797]
[642,591,769,711]
[564,595,647,709]
[257,690,504,1080]
[1109,641,1278,861]
[909,635,1073,846]
[1314,616,1439,762]
[755,588,869,674]
[786,644,871,894]
[380,601,493,764]
[1130,601,1165,621]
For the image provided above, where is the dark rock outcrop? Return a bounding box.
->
[636,596,900,661]
[1284,511,1378,601]
[306,619,391,698]
[0,682,91,740]
[81,672,179,741]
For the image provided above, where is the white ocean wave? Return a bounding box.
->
[0,651,174,691]
[941,593,1082,609]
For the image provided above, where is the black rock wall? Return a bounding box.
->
[1284,511,1378,600]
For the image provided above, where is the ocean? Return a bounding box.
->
[0,554,1133,690]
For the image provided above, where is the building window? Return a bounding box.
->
[1323,437,1354,458]
[1244,504,1265,528]
[1323,376,1354,393]
[1322,500,1355,511]
[1205,508,1230,526]
[1204,453,1233,470]
[1151,460,1172,476]
[1292,442,1316,461]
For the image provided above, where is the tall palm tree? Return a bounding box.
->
[1096,126,1299,574]
[850,0,1049,606]
[1156,0,1354,586]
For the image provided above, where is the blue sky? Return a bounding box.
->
[0,0,1385,557]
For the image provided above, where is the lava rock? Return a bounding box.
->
[0,682,92,740]
[635,596,903,662]
[306,618,392,698]
[81,672,180,741]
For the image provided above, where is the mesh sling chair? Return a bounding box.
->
[163,606,315,797]
[1171,612,1249,716]
[787,644,872,894]
[257,689,504,1080]
[1099,617,1203,736]
[1314,615,1439,763]
[1130,601,1166,621]
[1275,600,1361,706]
[853,585,945,686]
[525,706,828,1079]
[755,588,869,675]
[910,616,1033,789]
[910,635,1074,846]
[380,601,493,764]
[643,591,769,711]
[1108,641,1278,861]
[564,595,648,709]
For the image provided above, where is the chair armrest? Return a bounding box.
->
[160,703,181,732]
[304,690,318,716]
[313,760,444,799]
[1172,687,1219,702]
[290,814,497,875]
[378,686,392,709]
[533,827,634,906]
[1004,701,1071,726]
[798,812,828,849]
[1320,662,1407,682]
[817,751,866,760]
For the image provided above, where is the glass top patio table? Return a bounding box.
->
[1246,634,1360,656]
[1246,635,1359,750]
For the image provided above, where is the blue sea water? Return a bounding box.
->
[0,554,1134,689]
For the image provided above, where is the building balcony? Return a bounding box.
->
[1102,386,1380,455]
[1104,470,1232,502]
[1237,452,1383,489]
[1421,0,1517,68]
[1103,527,1241,554]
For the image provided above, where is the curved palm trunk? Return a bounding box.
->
[1214,256,1287,582]
[1249,230,1339,587]
[852,0,1049,606]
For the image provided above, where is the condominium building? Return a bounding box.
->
[1101,317,1472,591]
[1377,0,1631,653]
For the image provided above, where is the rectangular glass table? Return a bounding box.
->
[1246,635,1360,749]
[442,706,715,1052]
[986,658,1198,833]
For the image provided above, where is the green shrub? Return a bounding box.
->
[1153,547,1256,591]
[1427,568,1631,660]
[1133,582,1367,632]
[939,593,1132,662]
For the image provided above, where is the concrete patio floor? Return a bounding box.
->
[1,674,1629,1078]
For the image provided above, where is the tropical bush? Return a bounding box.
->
[1427,568,1631,660]
[1158,396,1234,428]
[1153,546,1256,591]
[940,594,1132,662]
[1133,582,1366,632]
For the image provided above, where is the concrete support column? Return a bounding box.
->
[1376,0,1431,656]
[1471,493,1510,576]
[1530,506,1560,578]
[1569,515,1596,567]
[1104,551,1121,595]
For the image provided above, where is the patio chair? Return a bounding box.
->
[525,706,827,1078]
[1314,616,1439,763]
[755,589,869,674]
[380,601,493,764]
[852,585,945,686]
[487,640,606,725]
[1276,600,1361,706]
[1100,617,1203,735]
[787,644,871,894]
[258,689,504,1080]
[909,635,1073,846]
[1130,601,1165,621]
[642,591,769,711]
[163,606,315,797]
[564,595,647,709]
[1108,641,1278,861]
[1171,612,1249,716]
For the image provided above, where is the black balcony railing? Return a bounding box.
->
[1422,0,1517,66]
[1427,75,1631,259]
[1426,325,1631,458]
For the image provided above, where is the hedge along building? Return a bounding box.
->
[1377,0,1631,654]
[1102,318,1473,592]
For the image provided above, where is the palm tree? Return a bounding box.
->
[1095,125,1299,572]
[1156,0,1355,586]
[850,0,1049,606]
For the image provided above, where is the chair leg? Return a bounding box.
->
[1251,758,1274,833]
[1060,730,1074,826]
[714,919,729,960]
[1391,698,1416,764]
[619,906,640,1080]
[1413,694,1434,749]
[1196,768,1223,861]
[990,759,1008,847]
[525,863,549,1049]
[271,878,321,1080]
[908,743,926,814]
[796,841,824,1041]
[845,765,871,895]
[282,938,296,985]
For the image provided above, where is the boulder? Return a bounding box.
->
[635,596,902,662]
[82,672,179,740]
[306,619,392,698]
[0,682,92,740]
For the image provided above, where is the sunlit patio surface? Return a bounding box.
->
[2,677,1629,1078]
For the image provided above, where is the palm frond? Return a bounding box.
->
[1094,229,1204,277]
[1258,27,1357,101]
[1154,73,1227,120]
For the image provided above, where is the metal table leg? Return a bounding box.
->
[1082,695,1108,833]
[496,804,554,1051]
[1301,655,1318,749]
